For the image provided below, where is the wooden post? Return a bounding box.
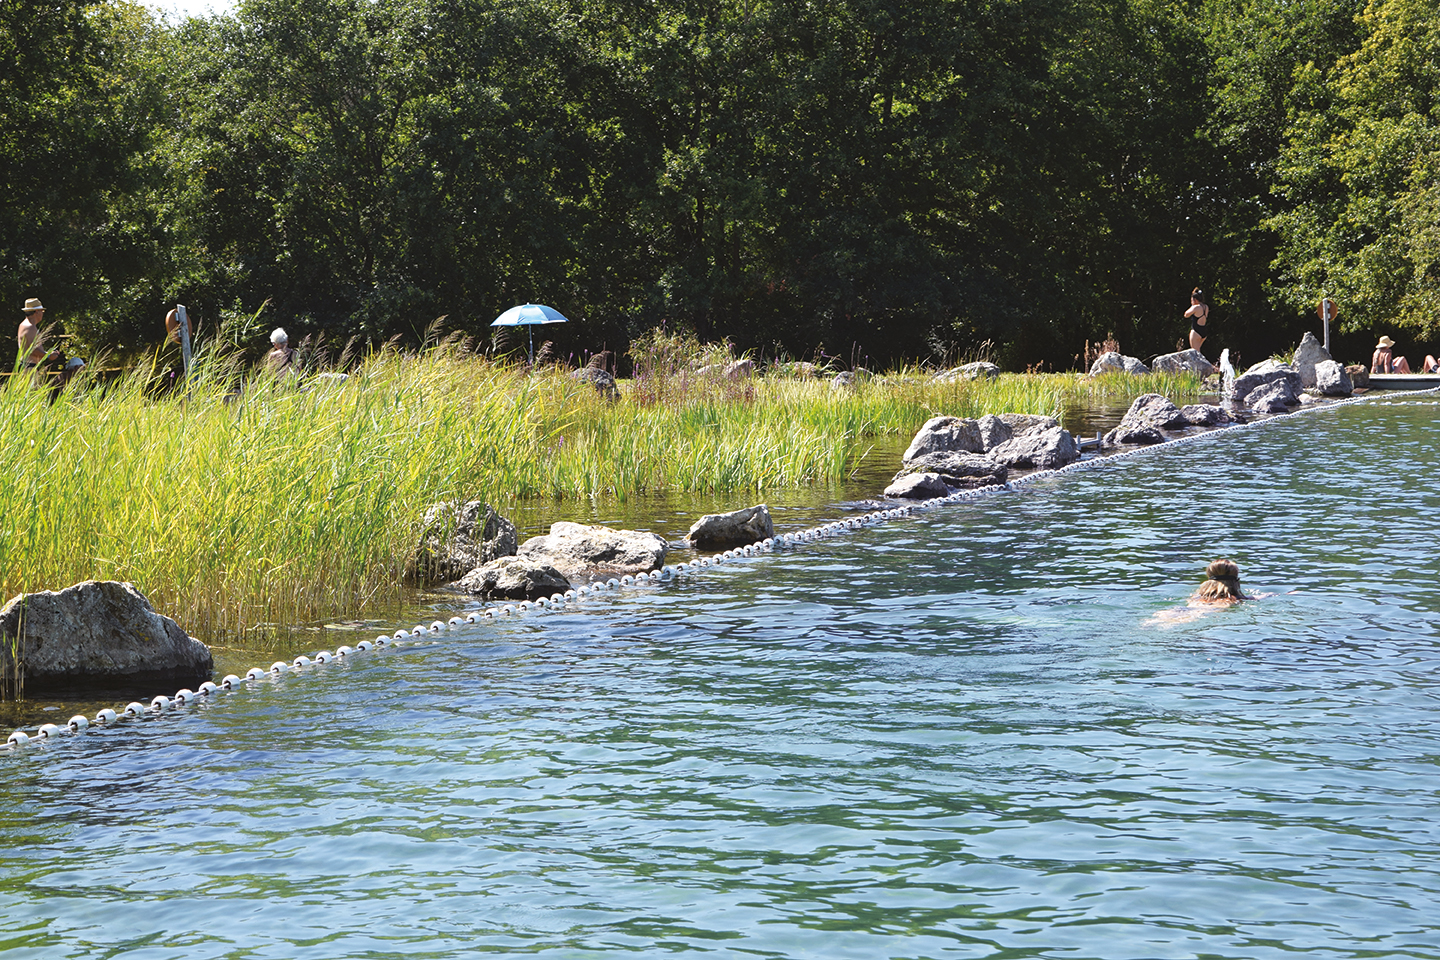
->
[1317,297,1337,353]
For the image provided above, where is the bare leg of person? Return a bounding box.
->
[1395,355,1413,374]
[1189,330,1205,352]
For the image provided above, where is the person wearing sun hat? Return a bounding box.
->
[17,298,47,367]
[1372,335,1412,374]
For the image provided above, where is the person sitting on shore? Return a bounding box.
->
[1423,355,1440,374]
[1372,336,1412,374]
[1192,558,1248,605]
[265,327,297,376]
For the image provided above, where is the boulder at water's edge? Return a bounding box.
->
[411,500,518,584]
[519,522,668,578]
[0,581,212,694]
[688,504,775,548]
[459,557,571,600]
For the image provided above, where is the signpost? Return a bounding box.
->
[175,304,192,382]
[1317,297,1337,353]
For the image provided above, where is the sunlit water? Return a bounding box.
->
[4,397,1440,959]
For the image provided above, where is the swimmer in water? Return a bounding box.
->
[1146,558,1251,625]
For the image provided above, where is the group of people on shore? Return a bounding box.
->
[1370,335,1440,375]
[15,298,298,393]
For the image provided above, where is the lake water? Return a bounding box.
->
[3,396,1439,959]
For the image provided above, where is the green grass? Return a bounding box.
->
[0,348,1200,642]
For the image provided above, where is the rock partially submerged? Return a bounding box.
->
[1232,359,1302,402]
[1315,359,1353,396]
[893,451,1008,490]
[0,581,212,694]
[883,472,952,499]
[1104,393,1187,447]
[688,504,774,548]
[519,521,668,578]
[990,424,1080,469]
[411,500,518,584]
[458,557,570,600]
[1293,331,1330,388]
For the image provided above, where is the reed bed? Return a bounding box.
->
[0,348,1198,642]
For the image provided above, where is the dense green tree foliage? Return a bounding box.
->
[2,0,1435,368]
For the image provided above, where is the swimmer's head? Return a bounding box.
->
[1195,558,1245,603]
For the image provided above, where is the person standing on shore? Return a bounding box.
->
[1185,288,1209,353]
[265,327,296,376]
[17,298,47,367]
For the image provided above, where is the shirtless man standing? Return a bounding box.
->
[17,298,46,366]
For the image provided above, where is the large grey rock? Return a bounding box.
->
[894,451,1007,489]
[903,416,985,461]
[1104,394,1186,447]
[1150,349,1216,376]
[519,521,668,577]
[1089,351,1150,375]
[1315,359,1353,396]
[0,581,212,694]
[688,504,774,548]
[1232,359,1302,400]
[883,473,952,499]
[411,500,518,584]
[830,371,858,391]
[988,425,1081,470]
[934,362,1001,382]
[1129,394,1189,430]
[1244,380,1296,413]
[458,557,570,600]
[1293,331,1332,388]
[1180,403,1230,427]
[571,366,619,399]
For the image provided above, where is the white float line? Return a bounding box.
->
[10,387,1432,752]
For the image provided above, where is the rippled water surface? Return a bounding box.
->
[4,398,1440,959]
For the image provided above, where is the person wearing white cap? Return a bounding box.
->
[17,298,46,367]
[1372,335,1412,374]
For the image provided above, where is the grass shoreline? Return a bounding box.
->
[1,347,1199,644]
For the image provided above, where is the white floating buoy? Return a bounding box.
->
[607,578,620,588]
[465,612,479,623]
[124,702,145,717]
[336,645,354,657]
[393,629,410,640]
[357,640,374,652]
[375,635,390,646]
[199,681,220,695]
[37,723,62,738]
[270,661,288,674]
[95,708,118,724]
[245,667,267,680]
[518,600,532,612]
[621,574,634,585]
[535,597,549,608]
[448,617,464,627]
[411,625,427,636]
[430,621,445,633]
[314,651,333,664]
[564,590,577,600]
[7,731,29,748]
[68,715,89,732]
[151,696,172,712]
[174,689,197,704]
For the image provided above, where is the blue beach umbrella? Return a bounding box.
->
[490,303,570,363]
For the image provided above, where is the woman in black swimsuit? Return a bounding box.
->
[1186,287,1209,352]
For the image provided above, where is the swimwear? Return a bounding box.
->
[1190,316,1207,337]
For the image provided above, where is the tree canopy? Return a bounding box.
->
[1,0,1432,369]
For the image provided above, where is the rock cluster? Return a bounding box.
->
[0,581,212,694]
[887,413,1079,498]
[1104,394,1231,447]
[1089,351,1149,376]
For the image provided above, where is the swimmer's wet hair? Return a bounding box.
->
[1196,558,1244,601]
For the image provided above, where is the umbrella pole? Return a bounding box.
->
[528,327,534,365]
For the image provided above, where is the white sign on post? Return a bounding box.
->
[1317,298,1337,353]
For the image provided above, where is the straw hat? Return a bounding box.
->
[22,298,44,313]
[1376,336,1396,349]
